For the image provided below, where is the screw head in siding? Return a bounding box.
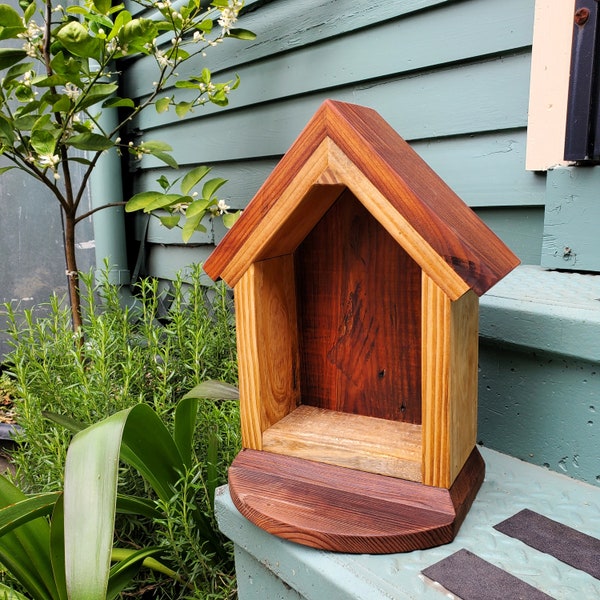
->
[575,7,590,26]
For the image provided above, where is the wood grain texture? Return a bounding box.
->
[449,289,479,484]
[422,275,479,488]
[294,191,422,422]
[422,274,451,487]
[203,100,520,296]
[234,256,300,449]
[262,405,422,481]
[228,446,485,554]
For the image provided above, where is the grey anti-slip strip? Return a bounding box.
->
[421,548,555,600]
[494,508,600,580]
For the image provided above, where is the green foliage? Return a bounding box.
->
[0,265,240,599]
[0,0,254,328]
[0,392,239,600]
[126,167,241,242]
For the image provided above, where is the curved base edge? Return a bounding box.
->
[228,447,485,554]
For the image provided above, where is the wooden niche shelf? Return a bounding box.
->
[262,405,423,482]
[204,100,519,554]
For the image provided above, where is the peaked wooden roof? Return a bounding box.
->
[203,100,519,299]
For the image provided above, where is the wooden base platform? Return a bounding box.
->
[228,447,485,554]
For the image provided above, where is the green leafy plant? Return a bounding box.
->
[125,165,241,243]
[0,0,253,330]
[1,266,240,598]
[0,382,240,600]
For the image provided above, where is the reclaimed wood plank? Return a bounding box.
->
[234,256,300,449]
[227,446,485,553]
[262,405,422,481]
[294,191,422,422]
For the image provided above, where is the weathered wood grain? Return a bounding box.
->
[204,100,520,296]
[422,275,479,488]
[262,405,422,481]
[294,191,422,421]
[234,256,300,449]
[228,446,485,553]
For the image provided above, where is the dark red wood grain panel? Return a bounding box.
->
[228,447,485,554]
[294,191,421,422]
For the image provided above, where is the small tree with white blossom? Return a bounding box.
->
[0,0,253,331]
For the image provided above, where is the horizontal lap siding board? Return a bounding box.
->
[134,53,532,165]
[124,0,539,280]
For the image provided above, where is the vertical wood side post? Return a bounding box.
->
[422,274,480,488]
[422,273,451,487]
[449,289,479,481]
[235,255,300,450]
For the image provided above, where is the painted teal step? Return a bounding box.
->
[478,265,600,486]
[215,447,600,600]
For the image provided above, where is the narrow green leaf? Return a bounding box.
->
[125,191,165,212]
[115,495,163,520]
[158,214,180,229]
[142,193,183,212]
[202,177,227,200]
[181,212,205,242]
[226,28,256,40]
[174,396,198,468]
[121,405,187,500]
[110,548,180,582]
[43,411,86,435]
[181,165,210,195]
[49,496,68,600]
[0,477,58,600]
[155,97,171,113]
[0,166,15,175]
[174,80,199,89]
[66,132,114,151]
[184,197,209,218]
[206,425,219,508]
[0,493,59,537]
[0,4,25,40]
[175,101,192,118]
[64,410,130,600]
[183,380,240,401]
[0,48,26,69]
[102,97,135,109]
[107,548,167,600]
[152,150,178,169]
[139,140,171,152]
[222,209,242,228]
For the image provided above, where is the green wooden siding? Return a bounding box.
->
[123,0,543,281]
